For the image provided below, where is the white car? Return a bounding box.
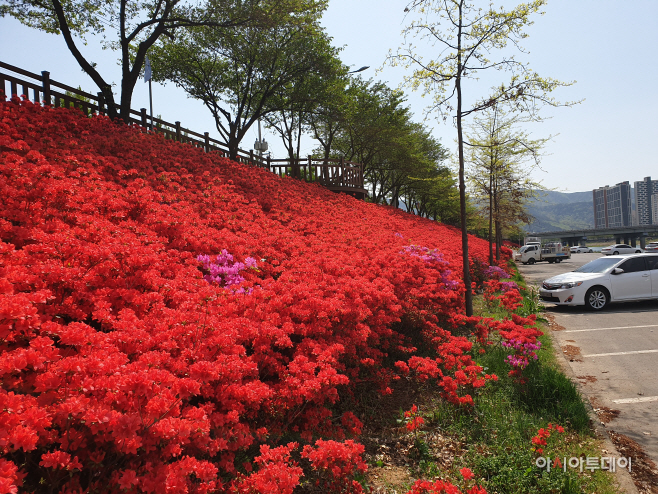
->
[644,242,658,253]
[570,245,593,253]
[539,254,658,310]
[601,244,642,255]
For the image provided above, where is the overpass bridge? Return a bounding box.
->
[528,225,658,249]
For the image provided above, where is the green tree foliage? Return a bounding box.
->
[389,0,577,315]
[313,77,458,217]
[263,38,346,163]
[0,0,324,122]
[403,125,458,224]
[147,12,338,160]
[466,105,546,263]
[331,79,411,203]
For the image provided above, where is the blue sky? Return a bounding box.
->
[2,0,657,193]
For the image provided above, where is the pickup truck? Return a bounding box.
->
[514,242,571,265]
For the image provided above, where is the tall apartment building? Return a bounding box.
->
[592,182,632,228]
[651,193,658,225]
[634,177,658,225]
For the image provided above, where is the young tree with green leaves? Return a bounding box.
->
[147,16,339,160]
[326,78,415,203]
[309,77,457,213]
[263,46,346,163]
[305,74,350,162]
[466,105,546,264]
[402,126,456,222]
[0,0,324,122]
[388,0,577,315]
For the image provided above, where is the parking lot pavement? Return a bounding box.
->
[516,253,658,467]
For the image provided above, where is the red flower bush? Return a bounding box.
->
[0,98,518,492]
[531,423,565,456]
[405,478,487,494]
[403,466,487,494]
[403,405,425,432]
[481,277,544,382]
[302,439,366,493]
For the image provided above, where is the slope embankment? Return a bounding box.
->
[0,99,526,493]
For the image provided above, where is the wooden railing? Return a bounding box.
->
[260,155,364,190]
[0,61,368,199]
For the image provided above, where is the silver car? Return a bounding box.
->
[540,254,658,310]
[644,242,658,253]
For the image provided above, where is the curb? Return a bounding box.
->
[545,315,639,494]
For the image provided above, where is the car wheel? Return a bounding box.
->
[613,251,619,255]
[548,259,554,264]
[585,287,609,311]
[636,250,642,253]
[528,258,535,265]
[576,249,581,253]
[555,258,562,263]
[588,249,593,253]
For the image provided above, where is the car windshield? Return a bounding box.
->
[519,245,529,253]
[573,257,621,273]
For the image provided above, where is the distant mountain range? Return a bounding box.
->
[525,190,594,232]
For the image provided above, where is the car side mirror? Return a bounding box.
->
[612,268,624,275]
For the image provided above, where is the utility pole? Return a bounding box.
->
[144,56,154,130]
[254,119,268,162]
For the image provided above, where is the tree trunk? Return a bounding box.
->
[456,4,473,316]
[119,77,137,124]
[495,219,502,260]
[488,171,494,266]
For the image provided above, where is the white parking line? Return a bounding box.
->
[583,349,658,358]
[563,324,658,333]
[613,396,658,404]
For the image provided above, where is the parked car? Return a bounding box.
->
[644,242,658,253]
[601,244,642,255]
[570,245,593,253]
[539,254,658,310]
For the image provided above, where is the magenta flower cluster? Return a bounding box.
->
[197,250,258,294]
[401,245,458,289]
[402,244,447,264]
[502,338,542,369]
[484,265,508,279]
[500,281,519,292]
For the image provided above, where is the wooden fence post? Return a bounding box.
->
[267,154,271,172]
[97,92,105,115]
[340,156,345,186]
[140,108,148,127]
[204,132,210,153]
[175,121,181,142]
[41,71,51,106]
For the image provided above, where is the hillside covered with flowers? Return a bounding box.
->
[0,99,542,493]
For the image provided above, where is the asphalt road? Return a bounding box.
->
[516,253,658,467]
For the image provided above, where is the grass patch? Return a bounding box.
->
[364,262,622,493]
[412,332,619,493]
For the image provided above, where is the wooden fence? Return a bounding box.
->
[0,61,367,199]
